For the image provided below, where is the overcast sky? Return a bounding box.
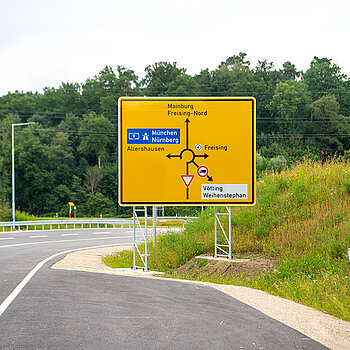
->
[0,0,349,95]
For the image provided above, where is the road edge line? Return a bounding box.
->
[0,236,131,249]
[0,243,125,317]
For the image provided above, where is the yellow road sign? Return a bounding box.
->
[68,202,74,207]
[118,97,256,206]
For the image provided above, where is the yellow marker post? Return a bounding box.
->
[68,201,74,218]
[118,97,256,206]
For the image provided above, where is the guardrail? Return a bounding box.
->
[0,216,198,232]
[0,219,133,232]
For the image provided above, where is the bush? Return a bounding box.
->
[268,155,287,172]
[83,193,117,217]
[0,200,11,221]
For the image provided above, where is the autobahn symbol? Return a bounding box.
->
[118,97,256,206]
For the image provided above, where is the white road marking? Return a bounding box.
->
[61,233,79,236]
[0,236,132,249]
[92,231,111,235]
[29,235,48,238]
[0,237,14,240]
[0,243,131,317]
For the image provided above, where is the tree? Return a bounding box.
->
[165,74,200,96]
[142,62,186,96]
[219,52,250,72]
[267,81,311,135]
[82,65,139,122]
[57,113,82,154]
[214,53,253,91]
[255,59,281,84]
[303,57,346,98]
[100,165,118,205]
[99,66,139,121]
[306,95,350,154]
[211,53,259,97]
[67,175,88,214]
[115,65,139,95]
[78,112,114,168]
[0,114,20,203]
[280,61,301,81]
[15,127,54,214]
[84,166,101,194]
[303,57,350,115]
[56,82,84,115]
[46,131,74,186]
[0,91,39,123]
[194,69,212,96]
[254,59,282,130]
[84,193,116,217]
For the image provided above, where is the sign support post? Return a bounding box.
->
[152,206,157,248]
[214,206,232,259]
[133,206,136,269]
[133,206,148,271]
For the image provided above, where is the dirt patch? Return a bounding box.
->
[175,255,276,279]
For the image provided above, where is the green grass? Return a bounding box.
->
[103,250,134,268]
[0,200,35,222]
[136,219,184,228]
[105,159,350,321]
[197,258,209,268]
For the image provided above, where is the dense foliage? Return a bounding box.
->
[1,54,350,217]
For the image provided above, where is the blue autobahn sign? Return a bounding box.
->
[127,128,180,144]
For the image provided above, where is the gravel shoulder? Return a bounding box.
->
[52,246,350,350]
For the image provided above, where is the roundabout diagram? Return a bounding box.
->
[166,118,213,199]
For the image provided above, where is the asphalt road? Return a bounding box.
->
[0,228,329,349]
[0,228,134,306]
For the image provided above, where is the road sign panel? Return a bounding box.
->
[118,97,256,206]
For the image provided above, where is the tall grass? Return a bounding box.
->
[104,159,350,321]
[0,199,11,221]
[0,200,34,221]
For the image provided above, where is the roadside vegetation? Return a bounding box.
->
[0,199,34,221]
[103,159,350,322]
[1,54,350,218]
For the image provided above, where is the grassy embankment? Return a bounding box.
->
[103,160,350,322]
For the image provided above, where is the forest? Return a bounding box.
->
[1,53,350,218]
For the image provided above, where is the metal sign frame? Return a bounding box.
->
[133,206,148,270]
[214,206,232,259]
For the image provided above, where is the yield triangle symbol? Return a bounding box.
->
[181,175,194,188]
